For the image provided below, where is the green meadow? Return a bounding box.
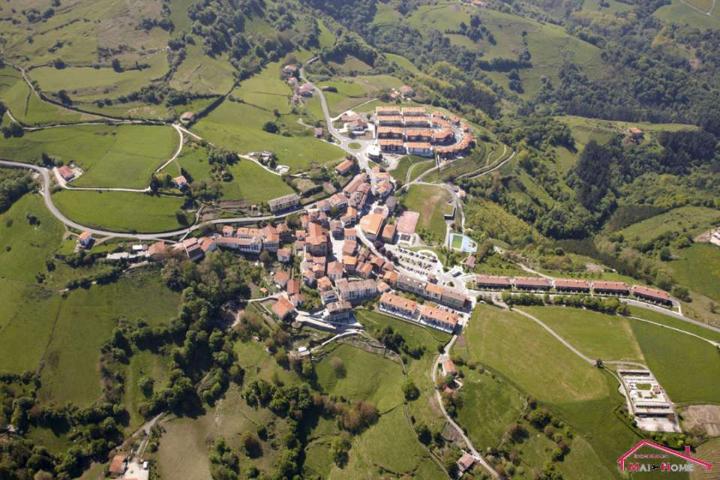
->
[458,305,638,477]
[629,319,720,404]
[619,206,720,243]
[402,184,451,244]
[668,243,720,302]
[0,124,178,189]
[31,53,169,103]
[390,155,435,184]
[158,385,290,479]
[170,144,294,203]
[193,100,344,172]
[521,306,646,362]
[405,3,604,97]
[53,190,186,232]
[37,271,180,407]
[316,343,404,412]
[169,43,236,95]
[0,67,88,125]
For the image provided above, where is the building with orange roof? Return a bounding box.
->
[377,126,404,139]
[381,223,397,243]
[404,128,433,141]
[272,296,295,321]
[418,304,459,333]
[379,139,405,153]
[379,291,418,318]
[402,106,426,116]
[377,115,404,126]
[593,281,630,295]
[376,105,401,116]
[359,212,385,240]
[405,141,433,157]
[632,285,673,306]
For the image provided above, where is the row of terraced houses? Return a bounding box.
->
[473,275,674,306]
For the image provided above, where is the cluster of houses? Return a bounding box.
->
[281,64,314,103]
[474,275,674,306]
[374,106,474,159]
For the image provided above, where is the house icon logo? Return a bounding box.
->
[618,439,713,474]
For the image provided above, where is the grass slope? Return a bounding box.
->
[0,124,178,189]
[316,343,404,412]
[629,320,720,404]
[53,190,185,232]
[521,306,645,362]
[668,243,720,302]
[38,271,180,407]
[402,184,451,245]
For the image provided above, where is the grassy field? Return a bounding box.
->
[619,206,720,243]
[0,67,89,125]
[193,99,344,172]
[628,307,720,344]
[316,343,404,412]
[326,407,445,479]
[356,309,450,354]
[558,115,695,148]
[226,160,294,203]
[456,367,526,450]
[521,307,646,362]
[355,309,449,432]
[465,198,537,245]
[390,156,435,184]
[668,243,720,302]
[691,437,720,480]
[402,184,451,245]
[53,190,186,232]
[169,144,294,203]
[318,75,404,116]
[0,195,180,411]
[629,319,720,404]
[405,4,604,97]
[123,350,171,430]
[461,305,607,403]
[655,0,720,29]
[30,52,169,103]
[37,271,180,407]
[157,385,289,479]
[0,124,178,189]
[169,43,236,95]
[458,305,636,477]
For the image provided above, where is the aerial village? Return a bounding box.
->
[73,100,683,461]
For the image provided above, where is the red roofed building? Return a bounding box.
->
[474,275,512,290]
[108,454,127,477]
[335,157,355,176]
[379,292,417,318]
[272,296,295,321]
[632,285,673,306]
[593,281,630,296]
[513,277,553,291]
[58,165,75,181]
[554,278,591,293]
[418,304,459,333]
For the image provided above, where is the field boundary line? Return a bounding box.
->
[628,316,720,347]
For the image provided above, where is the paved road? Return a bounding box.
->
[300,58,374,171]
